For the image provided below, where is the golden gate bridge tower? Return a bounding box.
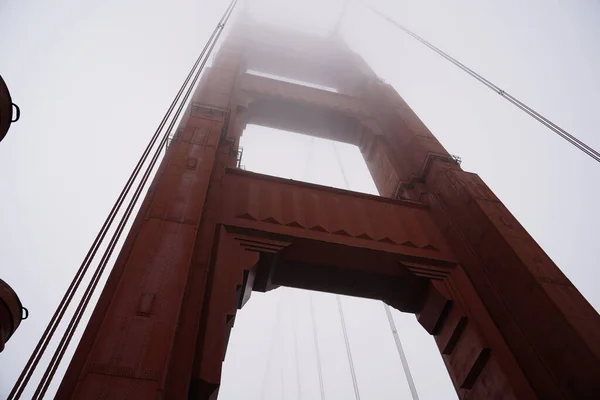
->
[7,2,600,399]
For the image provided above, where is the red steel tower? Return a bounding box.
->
[56,18,600,399]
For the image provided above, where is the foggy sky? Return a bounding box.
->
[1,0,599,398]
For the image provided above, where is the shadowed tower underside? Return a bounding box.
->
[56,15,600,400]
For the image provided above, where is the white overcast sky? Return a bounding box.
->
[1,0,599,399]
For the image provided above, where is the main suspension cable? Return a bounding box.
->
[366,4,600,163]
[10,1,239,398]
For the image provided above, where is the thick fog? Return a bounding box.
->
[1,0,599,398]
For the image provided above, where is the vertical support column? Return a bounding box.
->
[162,130,236,399]
[425,164,600,399]
[58,19,248,400]
[226,105,248,152]
[362,79,600,398]
[361,81,452,197]
[416,278,532,399]
[189,228,260,399]
[56,111,225,399]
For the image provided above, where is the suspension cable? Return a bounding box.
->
[330,141,361,399]
[10,1,239,398]
[383,304,419,400]
[336,295,361,400]
[260,291,285,400]
[291,291,303,400]
[303,137,315,180]
[309,295,326,400]
[331,141,350,190]
[332,133,420,399]
[366,4,600,163]
[300,141,327,400]
[281,366,286,400]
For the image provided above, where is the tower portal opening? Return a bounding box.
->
[239,124,372,192]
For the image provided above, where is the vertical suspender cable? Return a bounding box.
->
[336,295,361,400]
[7,3,232,398]
[281,367,286,400]
[331,141,361,399]
[260,291,285,400]
[332,140,419,399]
[365,4,600,163]
[303,137,315,180]
[301,141,327,400]
[291,292,302,400]
[9,1,240,398]
[309,295,326,400]
[331,141,351,190]
[383,304,419,400]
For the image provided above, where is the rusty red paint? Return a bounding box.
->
[55,19,600,400]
